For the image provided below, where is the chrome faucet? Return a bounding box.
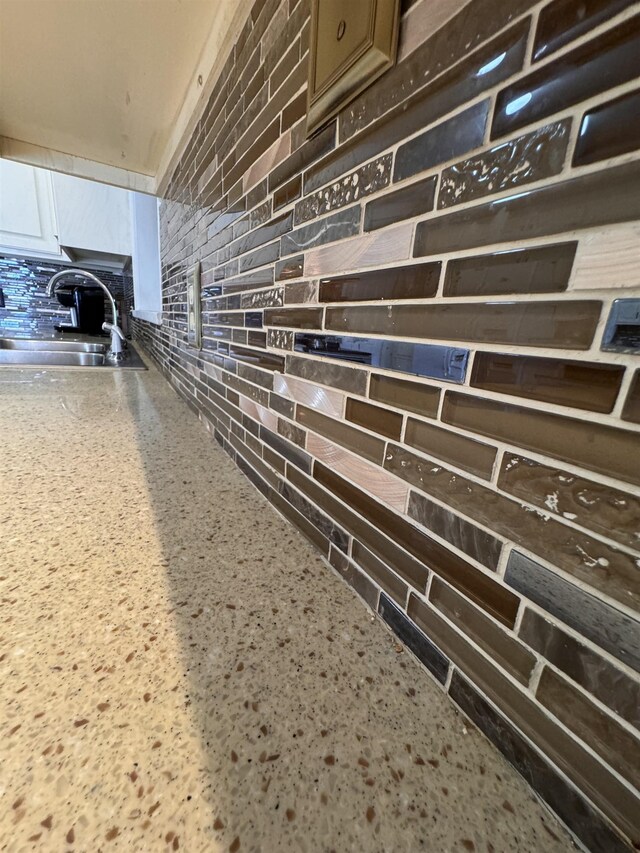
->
[46,268,126,361]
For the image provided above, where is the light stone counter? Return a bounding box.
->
[0,356,574,852]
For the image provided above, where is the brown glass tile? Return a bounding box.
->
[520,609,640,729]
[278,418,306,447]
[286,354,368,395]
[407,594,640,844]
[405,418,496,480]
[264,307,323,329]
[325,300,601,350]
[498,453,640,551]
[263,444,286,474]
[228,345,285,372]
[574,88,640,166]
[387,444,640,610]
[429,578,535,684]
[439,120,570,209]
[443,390,640,487]
[443,243,576,297]
[273,175,302,211]
[270,489,331,555]
[493,16,640,138]
[364,176,437,232]
[268,121,336,191]
[281,89,307,132]
[369,374,441,419]
[270,392,295,419]
[537,667,640,790]
[378,593,450,683]
[472,352,624,413]
[622,370,640,424]
[260,426,311,473]
[534,0,634,60]
[414,161,640,256]
[352,541,409,606]
[314,463,519,627]
[275,255,304,280]
[328,546,380,610]
[279,480,349,552]
[223,117,280,190]
[319,262,440,303]
[345,398,403,440]
[281,205,361,256]
[296,405,385,464]
[285,281,317,304]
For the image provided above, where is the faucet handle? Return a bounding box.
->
[102,322,126,341]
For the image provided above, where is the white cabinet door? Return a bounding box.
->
[0,160,62,257]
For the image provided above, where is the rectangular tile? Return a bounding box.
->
[229,345,285,372]
[281,205,361,256]
[505,550,640,672]
[238,241,280,273]
[268,121,336,191]
[414,161,640,256]
[369,374,441,419]
[409,593,640,845]
[492,16,640,138]
[353,541,410,606]
[439,120,570,209]
[305,223,413,277]
[293,332,468,382]
[498,453,640,551]
[273,373,344,417]
[364,176,437,232]
[296,155,392,224]
[378,593,450,683]
[519,608,640,729]
[286,354,368,395]
[533,0,634,60]
[325,300,600,349]
[279,481,349,552]
[328,546,380,611]
[574,89,640,167]
[227,211,292,259]
[345,398,403,440]
[278,418,306,447]
[319,262,440,303]
[405,418,497,480]
[314,464,520,627]
[264,307,323,329]
[267,329,294,350]
[622,370,640,424]
[284,281,317,304]
[537,666,640,790]
[240,287,284,309]
[449,673,635,853]
[442,389,640,486]
[393,101,489,183]
[275,255,304,280]
[270,489,331,555]
[273,175,302,211]
[471,352,624,413]
[259,425,312,473]
[429,578,534,684]
[296,405,386,464]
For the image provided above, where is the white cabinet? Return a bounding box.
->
[52,172,131,256]
[0,159,62,258]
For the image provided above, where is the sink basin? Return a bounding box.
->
[0,338,146,369]
[0,350,105,366]
[0,338,107,353]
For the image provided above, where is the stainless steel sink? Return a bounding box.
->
[0,338,146,369]
[0,350,105,366]
[0,338,106,353]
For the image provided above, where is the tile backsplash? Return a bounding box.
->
[132,0,640,849]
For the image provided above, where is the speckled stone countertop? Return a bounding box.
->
[0,356,575,853]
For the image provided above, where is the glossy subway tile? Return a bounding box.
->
[296,405,386,464]
[319,262,441,303]
[364,176,437,232]
[345,398,403,440]
[404,418,497,480]
[275,255,304,280]
[533,0,635,60]
[369,374,441,419]
[264,307,323,329]
[573,89,640,167]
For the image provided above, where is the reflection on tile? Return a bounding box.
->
[284,281,318,305]
[393,102,489,183]
[259,425,312,472]
[471,352,624,413]
[275,255,304,280]
[294,332,468,382]
[519,609,640,728]
[274,373,344,417]
[238,241,279,273]
[267,329,294,350]
[296,405,386,464]
[305,224,414,277]
[439,120,570,209]
[414,161,640,256]
[505,550,640,672]
[622,370,640,423]
[296,155,392,224]
[443,243,576,296]
[378,594,449,682]
[264,307,323,329]
[319,262,441,303]
[345,398,403,440]
[369,374,441,419]
[280,205,361,256]
[325,301,601,349]
[533,0,634,60]
[273,175,302,211]
[404,418,496,480]
[286,354,368,394]
[240,287,284,308]
[353,543,409,606]
[364,176,437,232]
[493,16,640,137]
[442,390,640,486]
[574,89,640,166]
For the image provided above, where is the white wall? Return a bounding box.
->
[130,193,162,324]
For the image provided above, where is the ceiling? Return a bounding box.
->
[0,0,246,189]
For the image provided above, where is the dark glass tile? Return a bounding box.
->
[519,608,640,728]
[268,121,336,191]
[411,494,502,571]
[506,551,640,672]
[296,405,386,464]
[534,0,634,60]
[281,89,307,131]
[249,199,272,229]
[269,392,295,419]
[493,16,640,138]
[305,21,529,193]
[273,175,302,211]
[275,255,304,280]
[280,481,349,552]
[223,117,280,189]
[277,418,305,447]
[280,205,361,256]
[378,593,450,683]
[443,243,576,297]
[414,161,640,256]
[319,262,440,303]
[325,300,601,350]
[393,101,489,183]
[471,352,624,412]
[259,425,312,472]
[264,307,323,329]
[286,354,368,394]
[574,89,640,166]
[449,673,635,853]
[238,363,273,390]
[238,241,280,273]
[405,418,497,480]
[352,542,409,606]
[314,464,520,627]
[408,593,640,845]
[439,120,570,209]
[443,390,640,487]
[222,267,274,293]
[246,179,268,209]
[270,489,331,555]
[429,578,534,684]
[369,374,441,419]
[345,398,403,440]
[244,311,263,328]
[284,281,317,304]
[248,330,267,350]
[364,176,437,232]
[499,453,640,551]
[328,546,380,611]
[296,156,392,225]
[228,345,284,372]
[293,332,468,382]
[622,370,640,423]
